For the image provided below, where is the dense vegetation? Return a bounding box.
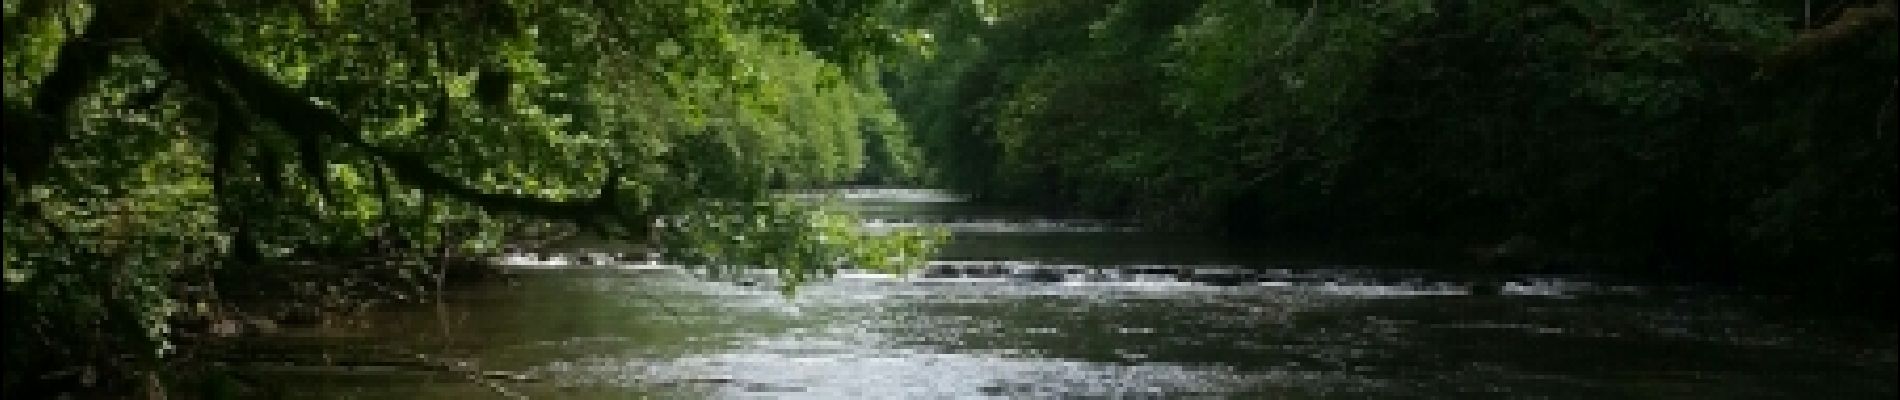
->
[886,0,1894,298]
[2,0,932,396]
[4,0,1894,397]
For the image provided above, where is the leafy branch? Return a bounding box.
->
[143,19,649,237]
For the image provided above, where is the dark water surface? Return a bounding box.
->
[236,188,1895,399]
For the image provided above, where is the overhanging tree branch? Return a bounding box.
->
[10,10,125,189]
[145,21,647,235]
[1760,0,1896,77]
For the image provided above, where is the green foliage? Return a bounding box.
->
[658,198,946,292]
[886,0,1895,293]
[3,0,928,395]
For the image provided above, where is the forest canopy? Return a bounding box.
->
[3,0,929,394]
[884,0,1895,293]
[3,0,1895,397]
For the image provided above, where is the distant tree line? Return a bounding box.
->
[885,0,1895,299]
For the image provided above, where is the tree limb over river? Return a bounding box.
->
[3,0,1893,398]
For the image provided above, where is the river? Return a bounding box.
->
[231,188,1895,399]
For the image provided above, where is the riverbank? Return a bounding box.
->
[4,222,581,400]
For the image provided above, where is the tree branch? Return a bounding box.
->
[1761,0,1896,77]
[9,10,126,189]
[146,21,647,236]
[2,99,53,192]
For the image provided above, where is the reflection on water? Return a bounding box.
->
[236,188,1896,399]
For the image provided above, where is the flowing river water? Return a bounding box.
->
[231,188,1894,399]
